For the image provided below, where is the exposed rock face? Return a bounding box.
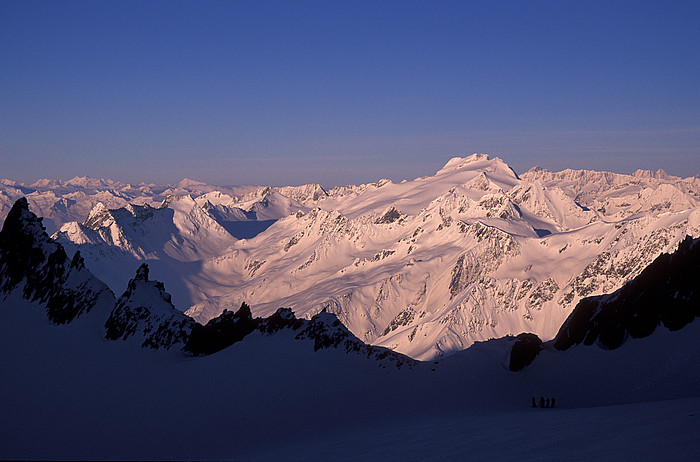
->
[508,333,543,371]
[375,206,403,224]
[0,198,115,324]
[258,307,304,334]
[554,235,700,351]
[105,263,196,350]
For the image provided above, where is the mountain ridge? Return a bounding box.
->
[0,199,413,367]
[3,155,699,359]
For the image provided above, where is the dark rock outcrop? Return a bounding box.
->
[258,307,304,334]
[0,198,115,324]
[375,206,402,224]
[187,305,415,367]
[184,302,260,355]
[508,333,543,371]
[554,235,700,351]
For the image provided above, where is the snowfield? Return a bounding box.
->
[1,292,699,461]
[21,154,696,360]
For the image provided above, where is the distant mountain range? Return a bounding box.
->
[2,154,699,359]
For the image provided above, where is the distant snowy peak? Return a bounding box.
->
[0,198,115,324]
[195,191,240,207]
[632,168,673,180]
[64,175,125,189]
[521,166,700,218]
[29,178,62,189]
[105,263,196,350]
[436,154,519,179]
[177,178,208,188]
[275,183,328,204]
[27,176,130,192]
[83,202,116,229]
[194,186,309,221]
[0,179,20,187]
[57,197,237,261]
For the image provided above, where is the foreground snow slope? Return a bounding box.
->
[1,292,699,461]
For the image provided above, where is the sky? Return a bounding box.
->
[2,0,699,187]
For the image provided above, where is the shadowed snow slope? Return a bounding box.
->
[1,290,699,460]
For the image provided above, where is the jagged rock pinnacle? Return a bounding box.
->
[135,263,149,281]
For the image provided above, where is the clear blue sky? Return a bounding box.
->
[2,0,699,187]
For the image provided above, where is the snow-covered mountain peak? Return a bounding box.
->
[64,175,118,189]
[436,154,519,180]
[0,178,20,187]
[194,191,240,207]
[632,168,672,180]
[30,178,62,188]
[105,263,196,350]
[83,202,114,229]
[276,183,328,204]
[166,194,198,213]
[177,178,208,188]
[464,171,505,193]
[440,153,491,172]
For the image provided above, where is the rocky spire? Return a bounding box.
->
[0,198,115,324]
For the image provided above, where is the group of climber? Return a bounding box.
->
[532,396,555,408]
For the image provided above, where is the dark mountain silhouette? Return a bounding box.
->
[0,198,115,324]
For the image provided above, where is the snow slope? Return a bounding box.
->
[200,156,698,359]
[45,154,700,360]
[1,291,699,461]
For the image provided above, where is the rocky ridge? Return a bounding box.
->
[1,198,413,366]
[0,198,115,324]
